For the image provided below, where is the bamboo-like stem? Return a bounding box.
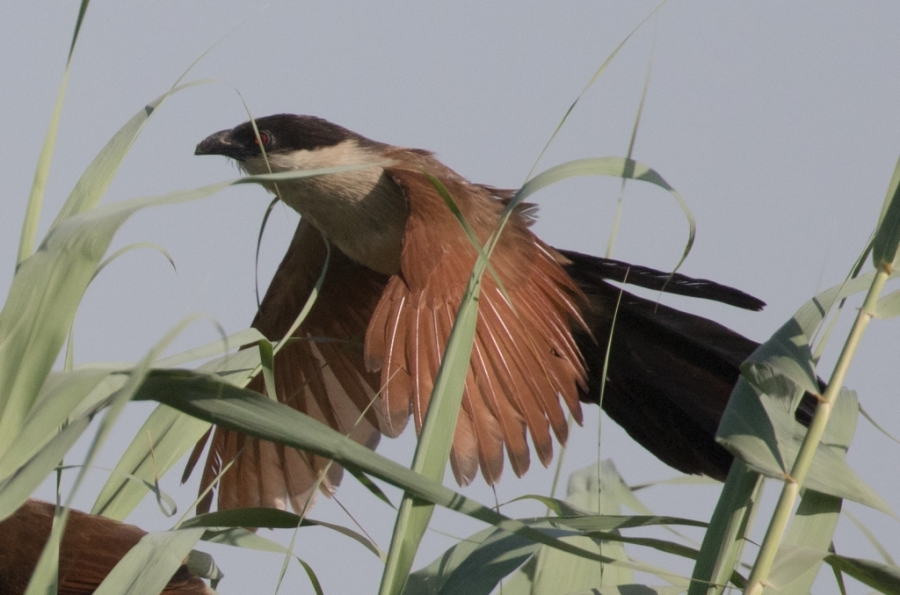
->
[744,267,889,594]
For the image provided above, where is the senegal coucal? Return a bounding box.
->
[189,114,768,513]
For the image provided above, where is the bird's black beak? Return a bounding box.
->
[195,129,242,159]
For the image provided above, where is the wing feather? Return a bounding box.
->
[196,149,589,503]
[363,153,587,484]
[192,219,389,513]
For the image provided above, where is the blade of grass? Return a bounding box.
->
[406,518,698,595]
[18,316,197,595]
[526,0,668,178]
[823,553,900,593]
[515,156,695,271]
[687,462,762,595]
[380,155,695,595]
[153,328,265,368]
[93,328,271,519]
[773,378,858,594]
[0,180,227,455]
[92,528,206,595]
[378,246,482,595]
[180,508,384,559]
[0,417,90,521]
[773,491,842,593]
[17,0,91,265]
[606,23,656,259]
[91,403,211,519]
[50,81,208,227]
[200,527,326,595]
[0,368,113,481]
[95,221,333,519]
[22,504,69,595]
[0,162,385,458]
[843,510,896,565]
[136,370,610,564]
[719,303,889,512]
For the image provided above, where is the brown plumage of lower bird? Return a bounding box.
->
[0,499,210,595]
[188,114,769,513]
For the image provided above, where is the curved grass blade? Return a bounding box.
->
[95,224,336,521]
[91,403,211,519]
[93,528,206,595]
[180,507,383,559]
[0,162,382,459]
[22,504,69,595]
[0,417,90,521]
[135,370,609,563]
[93,328,272,519]
[517,156,695,270]
[17,0,92,265]
[687,462,762,595]
[406,522,578,595]
[347,467,396,508]
[527,0,668,178]
[405,518,696,595]
[844,510,896,565]
[606,28,656,259]
[872,154,900,269]
[201,527,325,595]
[0,368,113,481]
[823,553,900,593]
[0,179,228,456]
[382,155,692,595]
[153,328,265,369]
[19,317,203,594]
[94,242,175,280]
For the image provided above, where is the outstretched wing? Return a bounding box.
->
[192,219,393,512]
[364,153,588,485]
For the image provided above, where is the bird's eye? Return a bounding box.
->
[254,131,271,147]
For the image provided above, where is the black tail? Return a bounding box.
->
[560,250,764,480]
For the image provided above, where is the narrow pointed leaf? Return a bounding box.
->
[134,370,609,563]
[93,528,205,595]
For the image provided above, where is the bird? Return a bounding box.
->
[188,113,771,513]
[0,499,210,595]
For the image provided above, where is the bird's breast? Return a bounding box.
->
[277,170,409,276]
[240,142,410,275]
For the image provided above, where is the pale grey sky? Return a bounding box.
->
[1,2,899,594]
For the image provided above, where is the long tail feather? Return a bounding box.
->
[562,250,760,480]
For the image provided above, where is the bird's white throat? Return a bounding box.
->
[239,140,409,275]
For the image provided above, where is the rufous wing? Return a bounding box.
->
[192,220,395,513]
[364,153,588,486]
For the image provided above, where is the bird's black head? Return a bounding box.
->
[195,114,373,161]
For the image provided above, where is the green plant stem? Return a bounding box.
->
[378,262,483,595]
[548,412,575,502]
[745,267,889,594]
